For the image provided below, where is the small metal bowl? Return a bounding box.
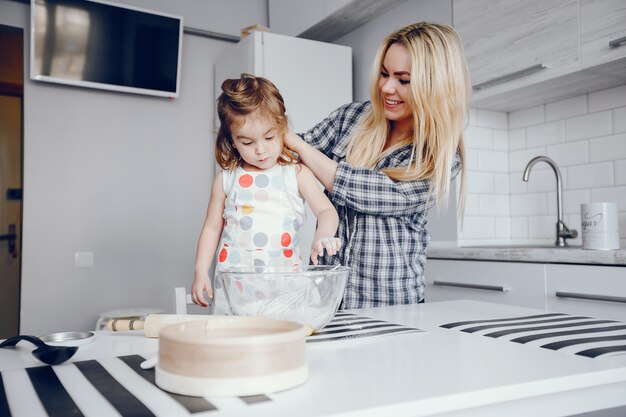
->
[39,331,95,347]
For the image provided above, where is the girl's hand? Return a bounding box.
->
[310,237,341,265]
[191,274,213,307]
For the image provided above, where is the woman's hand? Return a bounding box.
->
[191,273,213,307]
[310,237,341,265]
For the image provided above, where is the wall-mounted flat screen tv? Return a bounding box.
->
[31,0,183,98]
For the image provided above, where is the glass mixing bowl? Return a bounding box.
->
[217,265,349,332]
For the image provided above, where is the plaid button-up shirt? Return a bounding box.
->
[302,102,461,309]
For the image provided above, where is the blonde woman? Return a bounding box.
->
[285,22,470,308]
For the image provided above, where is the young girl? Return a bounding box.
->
[191,74,341,312]
[285,22,470,309]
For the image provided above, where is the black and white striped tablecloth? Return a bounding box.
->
[440,312,626,358]
[306,311,424,343]
[0,313,422,417]
[0,353,272,417]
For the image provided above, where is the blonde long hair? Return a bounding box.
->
[345,22,469,216]
[215,74,298,170]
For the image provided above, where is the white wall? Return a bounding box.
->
[0,0,268,334]
[459,84,626,249]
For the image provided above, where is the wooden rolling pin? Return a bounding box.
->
[105,314,315,337]
[105,314,212,338]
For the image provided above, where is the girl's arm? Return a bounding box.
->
[192,172,226,307]
[296,165,341,264]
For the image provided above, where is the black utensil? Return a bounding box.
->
[0,335,78,365]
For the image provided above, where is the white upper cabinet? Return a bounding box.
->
[268,0,406,42]
[454,0,580,110]
[454,0,626,111]
[455,0,579,92]
[580,0,626,69]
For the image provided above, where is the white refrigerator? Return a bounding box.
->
[214,31,353,260]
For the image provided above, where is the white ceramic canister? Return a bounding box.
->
[580,202,620,250]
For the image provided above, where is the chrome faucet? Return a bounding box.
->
[523,156,578,247]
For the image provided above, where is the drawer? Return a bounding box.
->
[547,264,626,321]
[425,259,547,309]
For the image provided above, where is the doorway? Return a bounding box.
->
[0,24,24,338]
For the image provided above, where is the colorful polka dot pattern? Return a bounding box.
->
[217,164,305,269]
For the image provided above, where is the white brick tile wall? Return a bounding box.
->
[510,217,528,238]
[509,147,547,172]
[493,129,509,151]
[545,95,587,121]
[468,108,478,125]
[495,217,511,239]
[526,120,566,148]
[465,148,479,170]
[591,186,626,210]
[589,85,626,112]
[589,133,626,162]
[477,109,508,129]
[546,140,589,166]
[546,189,591,215]
[459,90,625,245]
[566,111,612,141]
[616,159,626,185]
[464,126,493,149]
[613,106,626,133]
[510,193,548,216]
[494,173,510,194]
[464,194,480,216]
[565,189,591,214]
[528,216,555,239]
[524,167,560,193]
[478,150,509,172]
[509,105,544,129]
[466,171,495,193]
[508,128,526,151]
[567,162,614,189]
[479,194,510,216]
[461,217,495,239]
[509,174,528,194]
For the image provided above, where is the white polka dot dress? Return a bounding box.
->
[212,164,306,314]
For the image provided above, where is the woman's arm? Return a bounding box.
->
[332,151,462,217]
[296,165,341,264]
[285,102,370,192]
[286,131,338,192]
[192,172,226,307]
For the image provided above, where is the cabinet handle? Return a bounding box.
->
[555,291,626,304]
[472,64,546,91]
[433,280,509,292]
[609,36,626,48]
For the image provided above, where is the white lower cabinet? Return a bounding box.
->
[546,264,626,321]
[425,259,547,309]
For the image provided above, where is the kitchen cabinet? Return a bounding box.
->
[547,264,626,321]
[268,0,406,42]
[454,0,626,111]
[454,0,579,102]
[425,259,547,309]
[427,257,626,322]
[214,31,352,259]
[581,0,626,69]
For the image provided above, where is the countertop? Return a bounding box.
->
[2,300,626,417]
[427,243,626,266]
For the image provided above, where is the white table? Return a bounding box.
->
[2,300,626,417]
